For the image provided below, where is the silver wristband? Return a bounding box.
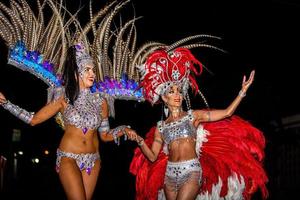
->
[137,138,144,147]
[238,90,246,98]
[2,100,34,124]
[110,125,130,145]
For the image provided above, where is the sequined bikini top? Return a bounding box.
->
[157,110,196,145]
[60,88,103,134]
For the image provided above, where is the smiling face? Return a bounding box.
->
[79,63,96,89]
[162,84,183,107]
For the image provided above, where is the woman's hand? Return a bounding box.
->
[125,128,145,146]
[0,92,7,105]
[241,70,255,93]
[125,128,138,141]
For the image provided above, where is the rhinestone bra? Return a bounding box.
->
[63,89,103,134]
[157,110,196,145]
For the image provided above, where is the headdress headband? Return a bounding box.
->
[140,47,203,104]
[74,42,94,76]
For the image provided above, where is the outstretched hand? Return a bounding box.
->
[125,128,138,141]
[125,128,144,146]
[0,92,7,105]
[241,70,255,92]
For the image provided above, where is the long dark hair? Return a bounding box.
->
[62,46,79,105]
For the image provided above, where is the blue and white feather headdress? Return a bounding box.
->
[0,0,144,122]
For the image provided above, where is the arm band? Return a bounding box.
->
[207,111,211,122]
[98,118,110,133]
[154,138,163,144]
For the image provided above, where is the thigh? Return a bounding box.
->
[82,160,101,200]
[176,179,200,200]
[58,157,86,200]
[164,184,178,200]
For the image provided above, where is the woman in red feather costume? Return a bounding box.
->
[128,47,268,200]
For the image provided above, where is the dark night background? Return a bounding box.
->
[0,0,300,199]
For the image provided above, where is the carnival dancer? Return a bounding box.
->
[0,0,140,199]
[128,47,268,200]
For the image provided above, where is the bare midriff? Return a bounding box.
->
[59,125,99,154]
[168,137,197,162]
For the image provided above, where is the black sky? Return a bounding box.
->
[1,0,300,118]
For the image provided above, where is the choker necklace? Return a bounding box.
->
[171,108,182,118]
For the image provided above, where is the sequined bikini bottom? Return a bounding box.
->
[164,158,202,191]
[56,149,100,175]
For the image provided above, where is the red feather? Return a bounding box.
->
[140,48,203,104]
[129,116,268,200]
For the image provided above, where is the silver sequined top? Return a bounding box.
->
[157,110,196,145]
[52,87,103,133]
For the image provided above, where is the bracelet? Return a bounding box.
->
[137,139,144,147]
[110,125,130,145]
[112,131,119,145]
[238,90,246,98]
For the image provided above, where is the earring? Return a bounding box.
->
[164,104,169,117]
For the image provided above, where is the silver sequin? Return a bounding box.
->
[56,149,100,175]
[63,89,103,131]
[158,110,195,145]
[165,158,202,191]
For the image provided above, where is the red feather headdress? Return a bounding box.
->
[139,47,203,104]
